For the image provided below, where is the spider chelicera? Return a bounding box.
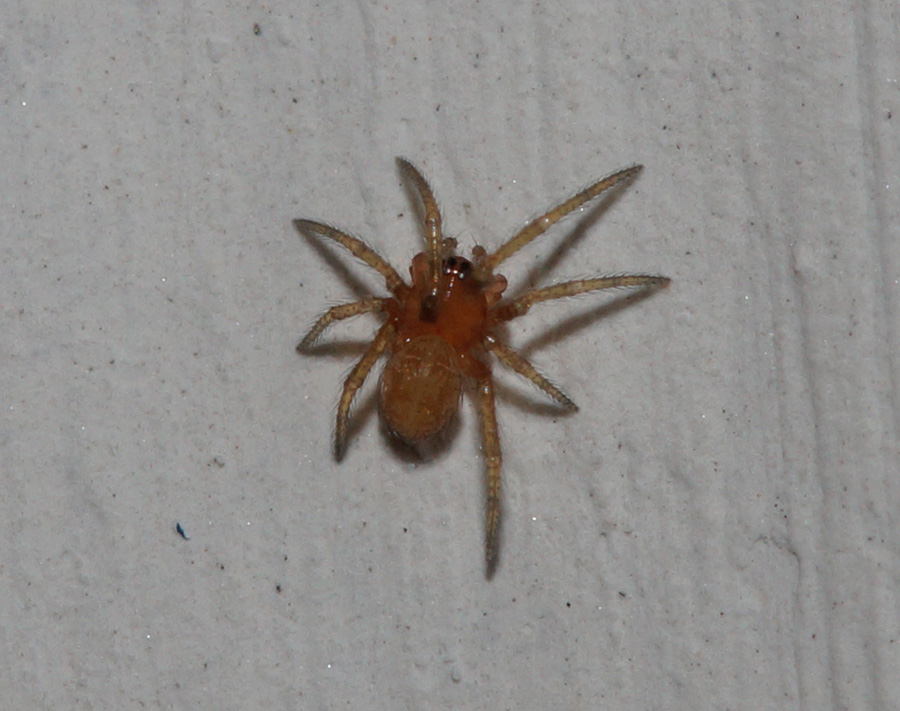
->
[294,158,669,578]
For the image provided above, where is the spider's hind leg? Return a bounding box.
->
[473,368,503,579]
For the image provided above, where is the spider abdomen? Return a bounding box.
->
[379,335,462,444]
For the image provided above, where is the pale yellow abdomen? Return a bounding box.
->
[379,335,462,444]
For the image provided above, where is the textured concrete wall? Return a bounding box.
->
[2,1,897,709]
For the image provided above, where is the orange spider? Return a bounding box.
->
[294,158,669,577]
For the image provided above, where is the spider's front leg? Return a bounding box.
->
[396,158,449,322]
[292,219,406,294]
[475,165,643,279]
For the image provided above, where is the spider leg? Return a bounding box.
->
[293,219,406,294]
[474,369,503,578]
[483,334,578,410]
[334,321,395,460]
[297,297,389,351]
[396,158,443,319]
[494,274,670,322]
[478,165,643,277]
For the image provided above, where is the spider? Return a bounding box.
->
[293,158,669,578]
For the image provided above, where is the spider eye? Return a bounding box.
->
[443,256,472,278]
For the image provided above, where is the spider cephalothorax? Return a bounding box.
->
[294,157,669,578]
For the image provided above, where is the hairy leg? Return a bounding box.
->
[494,274,670,322]
[297,297,390,351]
[474,371,503,578]
[293,219,406,294]
[334,322,395,460]
[478,165,643,277]
[484,334,577,410]
[396,158,443,317]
